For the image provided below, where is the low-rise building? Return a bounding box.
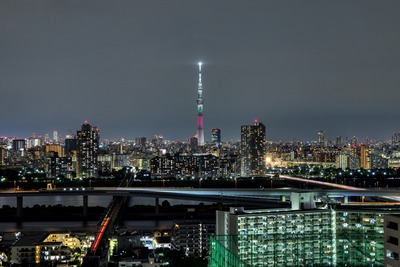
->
[11,232,83,266]
[172,220,215,257]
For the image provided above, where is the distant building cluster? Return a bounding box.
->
[1,61,399,181]
[1,121,400,181]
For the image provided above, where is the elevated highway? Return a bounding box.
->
[2,175,400,218]
[3,186,400,217]
[2,186,400,199]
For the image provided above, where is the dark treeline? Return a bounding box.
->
[0,202,222,222]
[0,204,105,221]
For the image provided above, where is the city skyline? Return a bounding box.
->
[1,1,400,141]
[1,120,399,144]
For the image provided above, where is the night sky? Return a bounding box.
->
[1,1,400,142]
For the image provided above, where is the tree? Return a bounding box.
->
[161,200,171,208]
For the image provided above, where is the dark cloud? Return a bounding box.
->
[1,0,400,141]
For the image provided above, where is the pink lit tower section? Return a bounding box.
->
[196,62,204,146]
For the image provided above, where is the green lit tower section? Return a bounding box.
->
[197,62,204,146]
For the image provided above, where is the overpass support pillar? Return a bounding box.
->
[155,198,159,215]
[343,196,349,204]
[83,195,88,217]
[17,196,23,218]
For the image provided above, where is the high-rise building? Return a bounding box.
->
[351,136,358,147]
[240,120,266,177]
[370,152,388,169]
[0,136,8,145]
[360,144,369,169]
[336,136,343,147]
[76,121,99,178]
[211,128,221,146]
[44,133,50,144]
[214,207,335,267]
[211,204,397,267]
[64,136,77,154]
[189,136,198,153]
[196,62,204,146]
[0,146,6,166]
[27,135,42,149]
[393,133,400,147]
[135,137,147,151]
[97,153,112,177]
[152,135,163,151]
[45,144,65,157]
[385,214,400,267]
[12,139,25,152]
[336,153,350,169]
[317,130,326,147]
[53,130,59,144]
[48,154,73,178]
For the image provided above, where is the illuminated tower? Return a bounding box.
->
[196,62,204,146]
